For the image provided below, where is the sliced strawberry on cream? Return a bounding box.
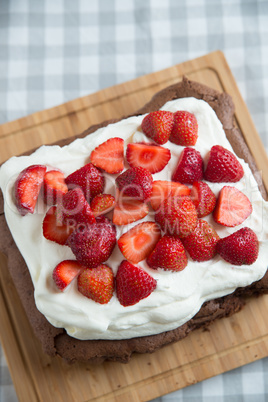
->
[43,169,68,205]
[90,137,124,174]
[126,142,171,174]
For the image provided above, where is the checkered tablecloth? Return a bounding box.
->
[0,0,267,401]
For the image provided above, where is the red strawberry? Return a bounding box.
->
[77,264,114,304]
[141,110,174,145]
[150,180,190,211]
[90,137,124,174]
[191,181,216,218]
[43,206,74,245]
[58,188,96,228]
[204,145,244,183]
[169,111,198,146]
[147,235,188,272]
[115,166,153,202]
[172,147,203,184]
[182,219,220,262]
[155,195,197,238]
[67,216,116,268]
[42,170,68,205]
[14,164,47,215]
[53,260,85,291]
[216,227,259,265]
[112,198,149,225]
[117,221,161,264]
[126,142,171,174]
[90,194,116,217]
[65,163,105,202]
[116,260,157,306]
[213,186,252,227]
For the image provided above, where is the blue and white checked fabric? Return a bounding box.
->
[0,0,267,401]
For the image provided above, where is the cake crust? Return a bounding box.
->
[0,77,267,364]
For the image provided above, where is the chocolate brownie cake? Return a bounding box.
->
[0,77,268,364]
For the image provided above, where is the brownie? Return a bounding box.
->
[0,76,267,364]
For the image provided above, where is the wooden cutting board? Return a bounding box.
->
[1,51,268,402]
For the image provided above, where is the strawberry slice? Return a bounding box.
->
[90,194,116,217]
[216,227,259,265]
[115,166,153,202]
[77,264,114,304]
[147,235,188,272]
[117,221,161,264]
[43,170,68,205]
[172,147,203,184]
[170,111,198,146]
[126,142,171,174]
[53,260,85,291]
[116,260,157,306]
[213,186,252,227]
[43,206,74,245]
[204,145,244,183]
[150,180,190,211]
[190,181,216,218]
[14,164,47,215]
[141,110,174,145]
[112,197,149,226]
[90,137,124,174]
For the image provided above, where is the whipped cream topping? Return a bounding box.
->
[0,98,268,340]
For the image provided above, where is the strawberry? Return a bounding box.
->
[147,235,188,272]
[213,186,252,227]
[204,145,244,183]
[126,142,171,174]
[67,216,116,268]
[65,163,105,202]
[115,166,153,202]
[14,164,47,215]
[141,110,174,145]
[150,180,190,211]
[155,195,197,238]
[172,147,203,184]
[77,264,114,304]
[116,260,157,306]
[182,219,220,262]
[90,137,124,174]
[112,198,149,226]
[216,227,259,265]
[190,181,216,218]
[58,188,96,228]
[117,221,161,264]
[90,194,116,217]
[42,169,68,205]
[53,260,85,291]
[169,111,198,146]
[43,206,74,245]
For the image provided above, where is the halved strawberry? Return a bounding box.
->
[43,206,74,245]
[117,221,161,264]
[213,186,252,227]
[112,198,149,226]
[77,264,114,304]
[90,137,124,174]
[169,111,198,146]
[115,166,153,202]
[141,110,174,145]
[126,142,171,174]
[204,145,244,183]
[150,180,190,211]
[116,260,157,306]
[90,194,116,217]
[14,164,47,215]
[172,147,203,184]
[43,170,68,205]
[190,181,216,218]
[147,235,188,272]
[53,260,85,291]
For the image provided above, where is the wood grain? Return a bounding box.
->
[0,51,268,402]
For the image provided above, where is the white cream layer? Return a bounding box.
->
[0,98,268,340]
